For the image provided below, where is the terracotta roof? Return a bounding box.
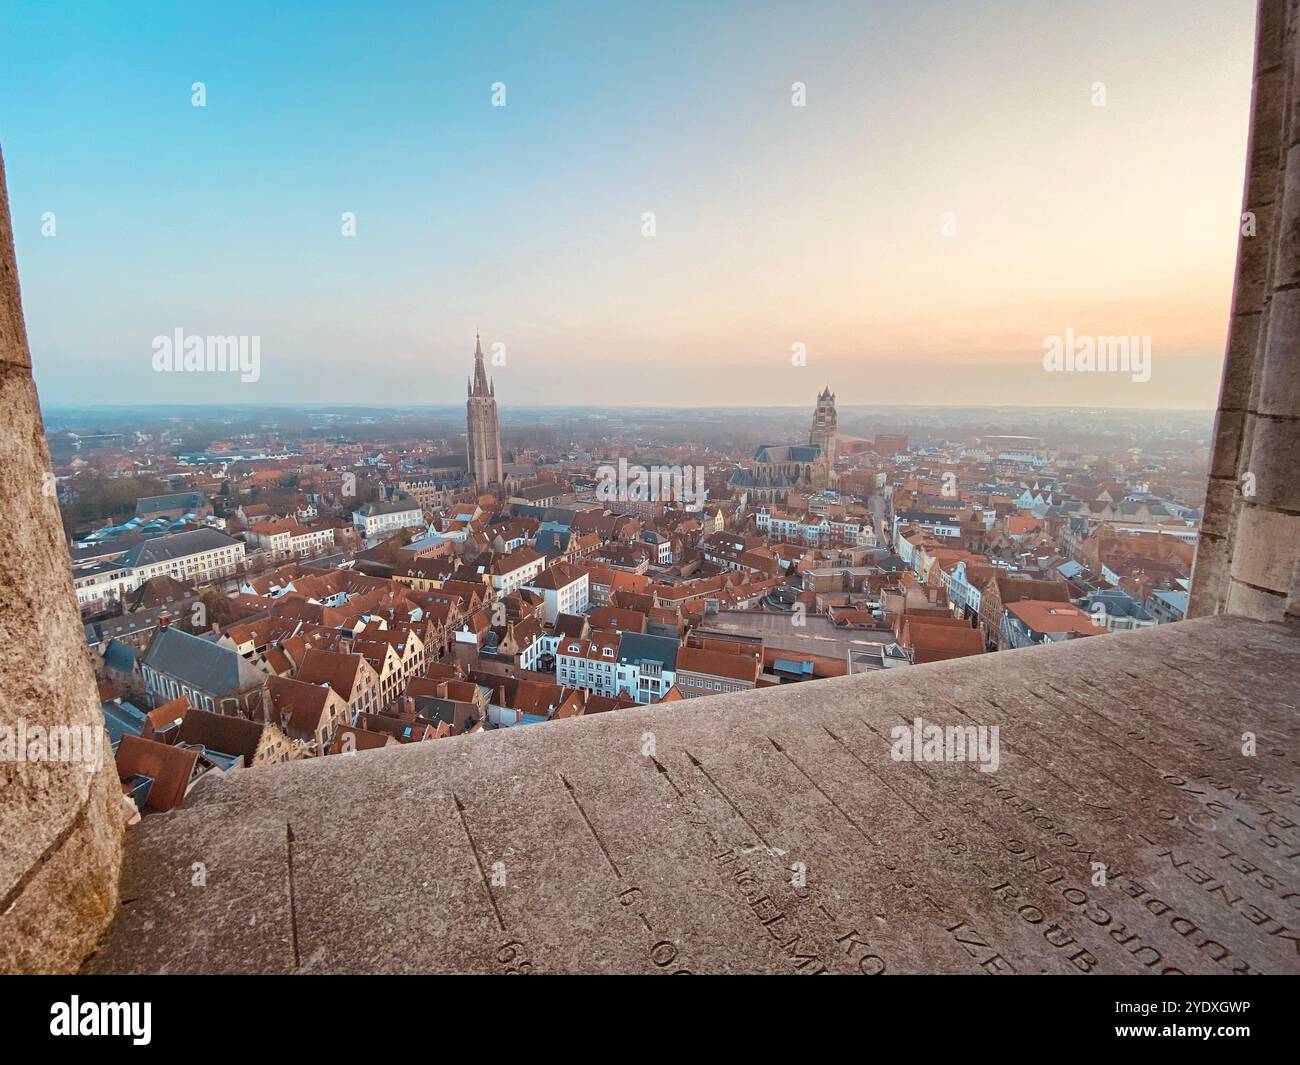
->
[1005,600,1107,636]
[145,694,191,734]
[267,675,337,734]
[296,648,368,696]
[677,645,760,683]
[329,725,394,753]
[114,735,200,812]
[995,576,1070,603]
[901,620,985,663]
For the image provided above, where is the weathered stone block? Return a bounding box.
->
[1258,285,1300,417]
[1229,503,1300,591]
[1244,410,1300,510]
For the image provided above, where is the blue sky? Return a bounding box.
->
[0,0,1258,409]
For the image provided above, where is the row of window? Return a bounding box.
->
[680,675,746,693]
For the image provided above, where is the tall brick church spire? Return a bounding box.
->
[466,333,503,488]
[471,331,491,396]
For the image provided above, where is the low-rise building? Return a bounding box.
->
[1001,601,1108,649]
[675,644,761,698]
[522,561,590,623]
[353,497,424,542]
[556,631,621,696]
[615,632,679,704]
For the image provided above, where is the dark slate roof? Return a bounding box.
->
[752,444,822,464]
[175,708,266,766]
[102,700,149,746]
[1087,589,1154,621]
[140,626,266,695]
[355,496,422,517]
[136,491,207,516]
[70,534,154,564]
[413,696,479,734]
[540,507,578,527]
[534,530,570,555]
[616,632,680,671]
[103,639,140,674]
[86,606,178,644]
[728,468,795,489]
[116,528,242,568]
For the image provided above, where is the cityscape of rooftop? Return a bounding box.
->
[2,0,1299,1012]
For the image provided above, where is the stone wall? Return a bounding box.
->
[0,150,124,974]
[1191,0,1300,624]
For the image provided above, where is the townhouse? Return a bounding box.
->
[482,546,546,594]
[556,630,621,696]
[521,561,590,623]
[296,648,382,721]
[246,519,336,560]
[266,674,352,755]
[615,632,679,704]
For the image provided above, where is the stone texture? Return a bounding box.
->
[1245,411,1300,510]
[1208,406,1247,481]
[1198,475,1240,542]
[1230,505,1300,592]
[0,150,124,973]
[85,803,294,975]
[1257,285,1300,419]
[1193,0,1300,623]
[1225,576,1290,623]
[86,617,1300,975]
[1219,309,1265,414]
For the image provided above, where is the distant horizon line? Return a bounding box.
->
[39,400,1218,414]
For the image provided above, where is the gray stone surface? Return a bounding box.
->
[87,617,1300,974]
[0,149,124,974]
[1193,0,1300,625]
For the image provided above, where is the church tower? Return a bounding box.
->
[809,386,838,465]
[466,333,503,489]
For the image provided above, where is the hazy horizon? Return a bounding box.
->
[1,0,1256,410]
[39,398,1219,413]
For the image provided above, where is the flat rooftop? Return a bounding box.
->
[87,616,1300,974]
[707,610,893,659]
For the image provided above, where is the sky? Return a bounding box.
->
[0,0,1257,410]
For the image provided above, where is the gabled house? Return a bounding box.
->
[267,675,352,755]
[296,648,382,720]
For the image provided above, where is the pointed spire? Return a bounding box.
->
[471,332,490,396]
